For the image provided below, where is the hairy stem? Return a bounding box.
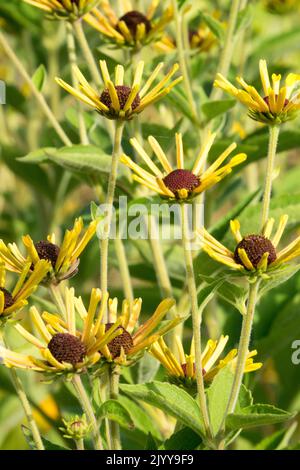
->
[261,126,280,231]
[72,375,103,450]
[114,236,134,302]
[109,365,121,450]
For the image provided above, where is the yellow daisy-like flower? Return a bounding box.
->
[198,214,300,276]
[0,287,123,376]
[56,60,182,121]
[214,59,300,125]
[121,132,247,201]
[23,0,100,21]
[150,335,262,392]
[0,260,50,321]
[0,217,96,285]
[157,23,217,55]
[86,296,183,366]
[85,0,173,50]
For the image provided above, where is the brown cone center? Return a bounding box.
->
[48,333,87,365]
[163,169,200,196]
[0,287,14,310]
[35,240,60,268]
[100,85,141,112]
[234,234,277,269]
[117,10,151,37]
[105,323,134,359]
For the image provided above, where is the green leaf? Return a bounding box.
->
[202,99,236,121]
[144,433,159,450]
[236,5,253,35]
[120,382,205,436]
[200,13,225,41]
[254,429,287,450]
[226,404,295,431]
[98,399,135,430]
[118,396,162,439]
[21,426,69,450]
[259,264,300,297]
[161,427,202,450]
[32,64,47,91]
[207,365,235,436]
[18,147,56,164]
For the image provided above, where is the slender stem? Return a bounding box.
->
[210,0,244,100]
[66,22,89,145]
[109,365,121,450]
[261,126,280,231]
[171,0,198,123]
[114,236,134,302]
[100,120,125,321]
[73,20,102,88]
[72,375,103,450]
[75,438,84,450]
[0,332,44,450]
[0,32,71,146]
[180,203,212,438]
[220,280,260,430]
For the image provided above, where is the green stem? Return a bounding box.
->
[100,120,125,321]
[73,20,102,87]
[109,365,121,450]
[66,22,89,145]
[114,236,134,302]
[210,0,244,100]
[220,280,260,432]
[0,32,71,146]
[180,203,212,438]
[75,438,84,450]
[72,375,103,450]
[171,0,198,123]
[261,126,280,231]
[0,332,44,450]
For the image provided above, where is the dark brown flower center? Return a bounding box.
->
[0,287,14,310]
[48,333,87,365]
[163,169,200,197]
[35,241,60,268]
[100,85,141,112]
[263,95,289,111]
[117,10,151,37]
[105,323,134,359]
[234,234,277,269]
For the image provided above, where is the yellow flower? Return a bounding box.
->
[23,0,100,21]
[198,214,300,276]
[157,23,217,55]
[121,132,246,201]
[1,287,122,376]
[88,296,183,366]
[0,217,96,284]
[56,60,182,121]
[214,59,300,125]
[150,335,262,392]
[84,0,173,50]
[0,261,50,321]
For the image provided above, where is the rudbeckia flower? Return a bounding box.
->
[56,60,182,121]
[121,132,246,201]
[150,335,262,393]
[1,288,123,376]
[85,0,173,50]
[23,0,99,21]
[83,296,183,366]
[214,59,300,125]
[0,218,96,285]
[0,261,50,321]
[157,22,217,55]
[198,214,300,276]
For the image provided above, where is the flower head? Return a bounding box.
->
[121,132,246,201]
[93,296,183,366]
[150,335,262,393]
[0,261,50,322]
[198,214,300,277]
[60,414,92,440]
[0,218,96,285]
[1,288,122,377]
[85,0,173,50]
[157,23,217,55]
[23,0,99,21]
[214,60,300,125]
[56,60,182,121]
